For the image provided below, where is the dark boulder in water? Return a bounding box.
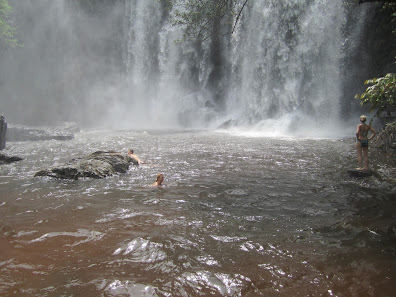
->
[347,169,374,178]
[35,151,138,179]
[0,153,23,164]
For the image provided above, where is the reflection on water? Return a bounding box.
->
[0,130,395,296]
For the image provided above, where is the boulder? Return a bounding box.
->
[6,122,78,142]
[0,153,23,164]
[35,151,138,179]
[0,114,7,150]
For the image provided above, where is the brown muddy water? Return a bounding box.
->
[0,130,395,296]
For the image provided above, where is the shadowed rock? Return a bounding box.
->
[347,169,374,178]
[35,151,137,179]
[0,153,23,164]
[371,121,396,153]
[0,114,7,150]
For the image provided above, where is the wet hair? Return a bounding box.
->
[128,149,134,154]
[156,174,164,181]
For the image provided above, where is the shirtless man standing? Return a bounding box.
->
[356,115,376,171]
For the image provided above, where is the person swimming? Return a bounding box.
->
[152,173,164,186]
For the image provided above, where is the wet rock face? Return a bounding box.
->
[371,122,396,153]
[6,125,75,142]
[35,151,138,179]
[388,224,396,242]
[0,114,7,150]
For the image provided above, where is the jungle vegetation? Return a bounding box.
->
[0,0,17,47]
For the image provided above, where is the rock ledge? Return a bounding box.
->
[35,151,137,179]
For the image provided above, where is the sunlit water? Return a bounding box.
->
[0,130,395,297]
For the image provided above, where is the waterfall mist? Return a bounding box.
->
[0,0,125,128]
[0,0,378,135]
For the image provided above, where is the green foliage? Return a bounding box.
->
[0,0,17,47]
[355,73,396,117]
[166,0,249,40]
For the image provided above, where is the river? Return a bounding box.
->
[0,130,395,296]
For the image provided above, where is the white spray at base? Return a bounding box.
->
[118,0,369,137]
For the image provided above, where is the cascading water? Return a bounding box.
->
[120,0,369,135]
[121,0,218,129]
[122,1,162,111]
[0,0,371,134]
[226,0,346,135]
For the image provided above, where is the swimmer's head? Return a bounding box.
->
[360,115,367,122]
[156,174,164,185]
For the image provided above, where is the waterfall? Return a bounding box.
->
[0,0,372,134]
[120,0,369,135]
[225,0,348,135]
[230,1,343,116]
[121,0,217,129]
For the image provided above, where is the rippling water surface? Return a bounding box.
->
[1,130,395,296]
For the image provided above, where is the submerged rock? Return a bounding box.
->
[0,153,23,164]
[35,151,138,179]
[217,119,239,129]
[347,169,374,178]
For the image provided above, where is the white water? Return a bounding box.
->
[119,0,368,136]
[226,0,344,134]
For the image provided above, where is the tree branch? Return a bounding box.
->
[231,0,249,34]
[358,0,395,3]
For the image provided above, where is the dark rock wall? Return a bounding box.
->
[0,114,7,150]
